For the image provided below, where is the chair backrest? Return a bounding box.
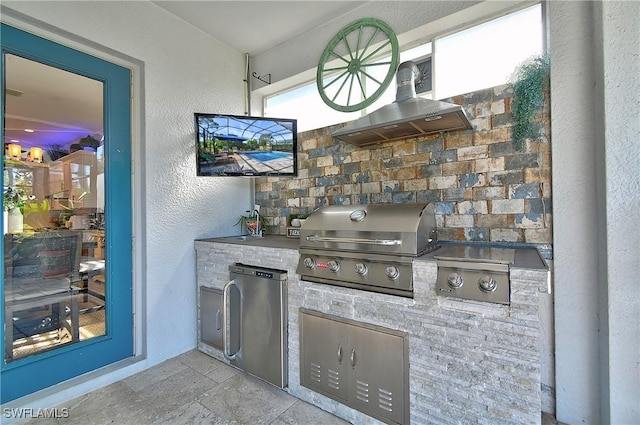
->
[4,230,83,284]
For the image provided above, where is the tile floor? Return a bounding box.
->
[15,350,564,425]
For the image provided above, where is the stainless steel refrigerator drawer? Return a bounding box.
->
[200,286,223,350]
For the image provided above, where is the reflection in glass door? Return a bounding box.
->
[3,54,106,362]
[1,22,133,403]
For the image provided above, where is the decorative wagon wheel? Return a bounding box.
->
[316,18,400,112]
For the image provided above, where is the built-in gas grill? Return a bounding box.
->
[296,203,439,298]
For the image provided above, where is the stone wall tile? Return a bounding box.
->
[443,187,472,201]
[442,161,473,175]
[473,117,491,131]
[490,228,524,242]
[420,164,442,177]
[351,150,371,162]
[393,191,417,203]
[459,173,487,188]
[308,186,325,197]
[524,168,551,183]
[435,201,456,214]
[458,200,488,214]
[473,186,506,200]
[475,157,505,173]
[473,128,510,145]
[444,132,473,149]
[445,214,474,227]
[392,141,417,156]
[301,138,317,150]
[458,145,489,161]
[505,153,540,170]
[526,198,552,214]
[324,165,341,176]
[491,199,525,214]
[417,138,444,153]
[371,146,393,159]
[393,167,419,180]
[476,214,509,228]
[340,162,357,175]
[430,149,457,164]
[464,227,489,241]
[489,170,524,186]
[430,175,458,189]
[342,183,361,195]
[509,183,541,199]
[404,178,428,191]
[316,155,334,167]
[361,182,381,193]
[515,213,545,228]
[416,190,441,203]
[371,192,392,203]
[524,227,553,244]
[490,142,517,157]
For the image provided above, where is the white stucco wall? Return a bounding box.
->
[550,1,640,424]
[2,0,251,399]
[599,2,640,423]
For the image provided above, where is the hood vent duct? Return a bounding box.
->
[332,61,473,146]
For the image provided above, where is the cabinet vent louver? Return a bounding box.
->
[310,362,321,383]
[356,380,370,403]
[328,369,341,390]
[378,388,394,412]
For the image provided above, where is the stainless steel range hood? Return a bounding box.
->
[332,61,473,146]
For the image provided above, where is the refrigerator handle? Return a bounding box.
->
[222,279,239,360]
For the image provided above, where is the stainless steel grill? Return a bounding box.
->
[296,203,439,297]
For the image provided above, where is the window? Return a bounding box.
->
[264,3,543,132]
[434,4,543,99]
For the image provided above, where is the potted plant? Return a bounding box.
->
[236,211,268,236]
[3,186,35,234]
[288,213,309,227]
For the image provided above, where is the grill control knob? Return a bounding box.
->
[328,260,340,272]
[478,275,497,293]
[447,272,464,289]
[385,266,400,280]
[354,263,368,276]
[303,257,316,269]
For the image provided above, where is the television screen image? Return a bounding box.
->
[195,113,298,176]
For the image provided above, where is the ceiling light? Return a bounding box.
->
[24,129,34,133]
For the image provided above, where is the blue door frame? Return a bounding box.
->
[1,23,133,403]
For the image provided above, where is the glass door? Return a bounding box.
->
[1,23,133,403]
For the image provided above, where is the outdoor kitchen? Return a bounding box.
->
[195,78,553,424]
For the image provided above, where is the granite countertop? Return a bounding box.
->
[196,235,300,250]
[196,236,548,270]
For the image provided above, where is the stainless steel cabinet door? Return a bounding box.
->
[348,325,407,425]
[300,311,349,402]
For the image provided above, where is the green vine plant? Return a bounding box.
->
[509,53,550,150]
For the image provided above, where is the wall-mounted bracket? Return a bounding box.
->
[252,72,271,85]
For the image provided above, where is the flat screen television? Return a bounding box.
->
[195,113,298,177]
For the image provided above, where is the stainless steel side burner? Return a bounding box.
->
[297,203,439,298]
[434,245,514,304]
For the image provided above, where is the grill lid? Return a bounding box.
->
[299,203,438,257]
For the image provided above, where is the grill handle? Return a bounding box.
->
[305,235,401,246]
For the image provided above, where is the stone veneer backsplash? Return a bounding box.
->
[255,83,552,247]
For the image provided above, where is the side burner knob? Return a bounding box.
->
[385,266,400,280]
[303,257,316,269]
[447,272,464,289]
[328,260,340,272]
[355,263,368,276]
[478,275,497,293]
